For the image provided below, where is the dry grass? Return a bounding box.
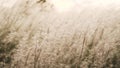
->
[0,0,120,68]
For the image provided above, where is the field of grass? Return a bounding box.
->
[0,0,120,68]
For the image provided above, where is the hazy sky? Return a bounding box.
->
[49,0,120,12]
[0,0,120,12]
[0,0,17,8]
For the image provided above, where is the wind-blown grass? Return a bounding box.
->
[0,0,120,68]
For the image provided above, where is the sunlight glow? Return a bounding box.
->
[51,0,75,12]
[0,0,17,8]
[50,0,120,12]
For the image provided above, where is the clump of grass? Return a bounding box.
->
[0,23,18,68]
[0,9,21,68]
